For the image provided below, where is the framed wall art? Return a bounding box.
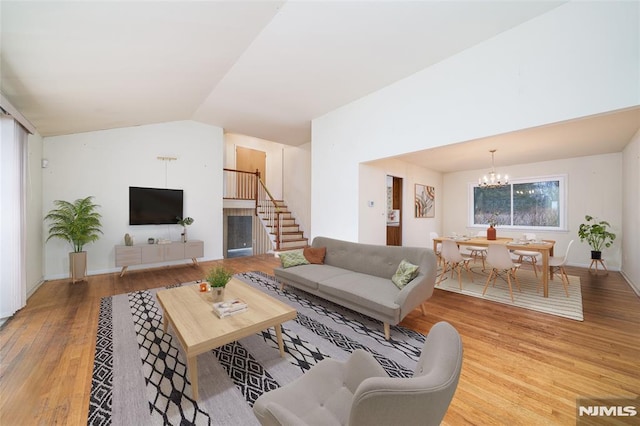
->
[415,184,435,218]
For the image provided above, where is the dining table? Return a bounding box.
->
[433,236,556,297]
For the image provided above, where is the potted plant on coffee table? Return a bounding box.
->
[207,266,233,302]
[577,215,616,260]
[44,196,103,283]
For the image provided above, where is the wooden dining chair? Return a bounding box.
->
[512,233,541,277]
[464,231,487,270]
[483,244,521,302]
[540,240,574,297]
[430,231,442,266]
[437,239,474,290]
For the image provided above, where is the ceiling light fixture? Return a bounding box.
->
[478,149,508,187]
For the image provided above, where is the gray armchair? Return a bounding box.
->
[253,321,463,426]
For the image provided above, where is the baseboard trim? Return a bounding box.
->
[27,279,46,299]
[620,270,640,297]
[43,257,217,281]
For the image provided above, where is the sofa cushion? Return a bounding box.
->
[391,259,420,289]
[318,273,398,319]
[275,264,352,290]
[304,246,326,264]
[279,250,310,268]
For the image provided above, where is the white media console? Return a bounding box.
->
[115,240,204,276]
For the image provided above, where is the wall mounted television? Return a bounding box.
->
[129,187,184,225]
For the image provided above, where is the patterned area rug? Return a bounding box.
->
[87,272,426,425]
[435,264,583,321]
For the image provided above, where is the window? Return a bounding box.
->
[470,175,566,230]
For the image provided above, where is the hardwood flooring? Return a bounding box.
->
[1,255,638,425]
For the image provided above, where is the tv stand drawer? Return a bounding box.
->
[115,240,203,275]
[115,246,141,267]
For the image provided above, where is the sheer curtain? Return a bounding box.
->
[0,115,27,319]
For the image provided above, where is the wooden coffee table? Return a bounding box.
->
[156,277,297,400]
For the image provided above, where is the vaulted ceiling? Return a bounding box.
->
[1,1,638,172]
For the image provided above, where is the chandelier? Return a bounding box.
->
[478,149,508,187]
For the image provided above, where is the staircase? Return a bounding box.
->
[258,200,308,252]
[223,168,308,254]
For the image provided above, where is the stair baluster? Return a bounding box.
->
[224,168,307,253]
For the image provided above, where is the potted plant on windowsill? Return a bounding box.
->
[578,215,616,260]
[206,266,233,302]
[44,196,103,283]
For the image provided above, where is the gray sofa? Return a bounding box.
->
[274,237,438,340]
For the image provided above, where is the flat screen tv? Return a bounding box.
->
[129,187,184,225]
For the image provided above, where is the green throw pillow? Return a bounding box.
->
[392,259,419,289]
[279,250,310,268]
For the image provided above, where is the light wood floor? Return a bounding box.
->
[1,255,638,425]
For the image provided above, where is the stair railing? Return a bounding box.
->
[257,179,282,250]
[223,168,284,251]
[223,168,259,200]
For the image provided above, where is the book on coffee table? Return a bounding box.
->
[213,298,248,318]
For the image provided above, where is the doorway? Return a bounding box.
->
[386,175,402,246]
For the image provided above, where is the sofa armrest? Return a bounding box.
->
[393,255,437,317]
[344,349,389,391]
[394,273,426,305]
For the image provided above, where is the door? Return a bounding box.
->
[386,175,402,246]
[236,147,266,199]
[236,146,266,182]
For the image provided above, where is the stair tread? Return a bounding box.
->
[256,196,305,252]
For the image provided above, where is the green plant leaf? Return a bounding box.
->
[577,215,615,252]
[44,196,103,252]
[206,266,233,287]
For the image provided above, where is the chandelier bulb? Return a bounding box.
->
[478,149,509,188]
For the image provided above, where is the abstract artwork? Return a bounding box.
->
[415,184,434,218]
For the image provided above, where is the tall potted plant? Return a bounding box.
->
[44,196,103,283]
[577,215,616,260]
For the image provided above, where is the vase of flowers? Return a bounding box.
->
[177,216,194,242]
[486,212,498,240]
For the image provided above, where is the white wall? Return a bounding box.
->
[358,159,442,247]
[358,163,387,244]
[43,121,224,279]
[442,153,623,270]
[621,131,640,293]
[283,143,311,237]
[312,1,638,241]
